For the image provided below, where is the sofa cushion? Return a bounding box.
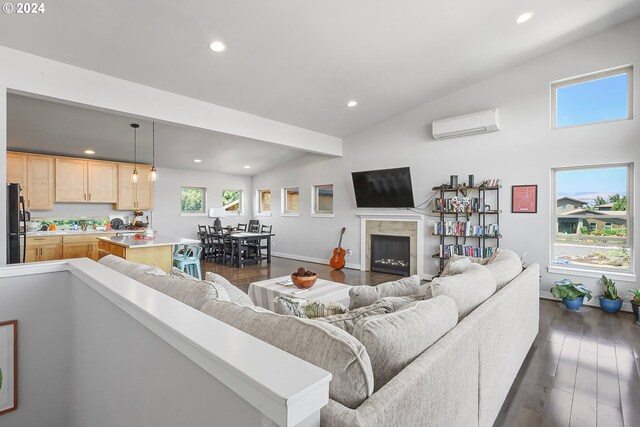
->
[205,272,254,306]
[169,267,231,302]
[352,295,458,391]
[440,252,498,277]
[430,263,497,320]
[314,299,395,334]
[375,295,424,311]
[273,296,347,318]
[349,275,421,309]
[484,249,523,290]
[98,254,165,281]
[200,299,374,409]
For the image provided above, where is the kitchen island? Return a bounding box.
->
[97,235,200,272]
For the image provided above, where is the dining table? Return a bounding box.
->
[227,231,275,267]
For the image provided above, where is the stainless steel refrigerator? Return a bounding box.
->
[6,183,26,263]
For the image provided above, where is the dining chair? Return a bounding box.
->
[197,225,210,260]
[248,219,260,233]
[237,223,248,232]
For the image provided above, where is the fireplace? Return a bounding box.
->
[370,234,411,276]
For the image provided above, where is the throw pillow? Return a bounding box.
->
[485,249,523,290]
[429,263,497,320]
[449,257,472,275]
[273,296,347,319]
[352,295,458,391]
[315,299,395,334]
[273,296,309,318]
[348,275,421,310]
[169,267,231,302]
[169,266,194,279]
[205,271,254,306]
[440,251,499,277]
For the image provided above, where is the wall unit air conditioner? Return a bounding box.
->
[432,109,501,140]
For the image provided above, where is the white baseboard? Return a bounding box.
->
[271,252,361,270]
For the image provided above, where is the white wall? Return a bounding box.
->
[251,17,640,307]
[152,166,252,239]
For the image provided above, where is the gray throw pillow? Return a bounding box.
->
[205,271,254,306]
[484,249,523,290]
[315,299,394,334]
[349,275,421,310]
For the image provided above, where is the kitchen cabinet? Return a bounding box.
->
[62,234,109,261]
[115,163,154,210]
[7,152,27,188]
[25,236,63,262]
[6,152,54,210]
[56,158,117,203]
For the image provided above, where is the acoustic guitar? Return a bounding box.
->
[329,227,347,270]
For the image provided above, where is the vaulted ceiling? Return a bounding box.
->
[1,0,638,138]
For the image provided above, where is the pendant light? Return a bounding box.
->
[149,121,158,182]
[131,123,139,184]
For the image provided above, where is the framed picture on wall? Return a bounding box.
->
[0,320,17,416]
[512,185,538,213]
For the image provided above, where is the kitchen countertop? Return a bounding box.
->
[97,235,200,248]
[26,229,148,237]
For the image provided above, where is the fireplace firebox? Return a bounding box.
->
[370,234,411,276]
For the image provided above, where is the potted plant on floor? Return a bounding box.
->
[629,288,640,325]
[550,279,592,311]
[598,275,623,313]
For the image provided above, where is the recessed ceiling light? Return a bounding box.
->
[84,149,95,155]
[516,12,534,24]
[347,100,358,108]
[243,165,251,169]
[194,159,202,163]
[209,41,226,53]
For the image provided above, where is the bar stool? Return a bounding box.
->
[173,244,202,279]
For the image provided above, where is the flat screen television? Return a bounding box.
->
[351,167,415,208]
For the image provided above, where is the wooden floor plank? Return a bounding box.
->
[597,403,624,427]
[543,388,573,427]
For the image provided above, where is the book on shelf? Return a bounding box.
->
[433,221,499,237]
[439,244,497,258]
[434,196,486,213]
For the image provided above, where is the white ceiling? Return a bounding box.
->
[0,1,638,138]
[7,94,305,175]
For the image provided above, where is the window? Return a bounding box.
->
[552,164,632,275]
[312,184,334,216]
[222,190,242,215]
[282,187,299,215]
[257,189,271,215]
[552,66,632,129]
[181,187,206,215]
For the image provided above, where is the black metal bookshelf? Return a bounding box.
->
[432,183,501,274]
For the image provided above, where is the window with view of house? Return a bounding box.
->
[282,187,299,215]
[552,164,632,274]
[552,66,632,129]
[257,189,271,215]
[181,187,207,215]
[311,184,334,216]
[222,190,242,215]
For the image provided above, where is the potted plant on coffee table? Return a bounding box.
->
[550,279,592,311]
[629,288,640,325]
[598,275,623,313]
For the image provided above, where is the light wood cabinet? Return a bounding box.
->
[7,152,27,188]
[6,152,55,211]
[25,236,63,262]
[56,158,117,203]
[56,158,87,202]
[62,234,108,261]
[115,163,154,210]
[26,155,55,210]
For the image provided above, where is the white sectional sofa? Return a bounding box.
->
[99,251,539,427]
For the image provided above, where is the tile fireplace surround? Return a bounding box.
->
[358,214,424,277]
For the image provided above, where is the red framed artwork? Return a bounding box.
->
[512,185,538,213]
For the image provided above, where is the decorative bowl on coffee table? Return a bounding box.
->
[291,273,317,289]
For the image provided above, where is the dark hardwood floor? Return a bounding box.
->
[495,299,640,427]
[200,256,403,293]
[200,257,640,426]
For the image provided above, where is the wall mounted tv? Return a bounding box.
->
[351,167,415,208]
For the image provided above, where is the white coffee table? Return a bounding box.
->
[248,276,351,311]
